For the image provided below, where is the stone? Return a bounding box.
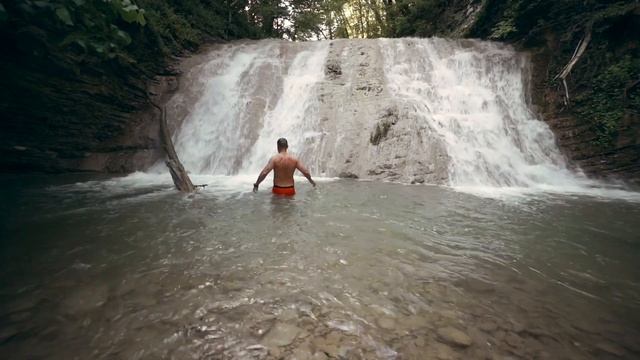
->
[325,60,342,79]
[479,321,498,333]
[338,171,359,179]
[504,332,524,348]
[312,352,328,360]
[312,332,342,358]
[433,343,457,360]
[370,117,396,145]
[269,346,282,358]
[289,344,313,359]
[437,327,473,348]
[376,316,396,330]
[455,277,496,293]
[262,323,302,347]
[279,309,298,322]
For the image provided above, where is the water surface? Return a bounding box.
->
[1,175,639,359]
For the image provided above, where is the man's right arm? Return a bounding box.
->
[254,157,274,192]
[296,160,316,187]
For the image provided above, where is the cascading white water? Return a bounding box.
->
[380,38,592,189]
[242,41,329,173]
[162,38,608,195]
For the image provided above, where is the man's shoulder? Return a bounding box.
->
[273,153,298,161]
[287,154,299,163]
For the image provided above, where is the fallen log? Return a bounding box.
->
[149,99,195,192]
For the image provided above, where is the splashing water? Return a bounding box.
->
[156,38,637,200]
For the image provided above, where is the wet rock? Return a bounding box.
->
[455,277,496,293]
[251,318,275,337]
[279,309,298,322]
[433,343,457,360]
[479,321,498,333]
[376,316,396,330]
[312,331,342,358]
[269,346,283,358]
[262,323,302,347]
[370,108,399,145]
[510,321,525,334]
[596,342,626,357]
[325,60,342,80]
[437,326,473,348]
[289,344,313,359]
[411,176,425,184]
[439,310,459,320]
[312,351,328,360]
[504,332,524,348]
[338,171,359,179]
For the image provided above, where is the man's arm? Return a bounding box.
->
[296,159,316,187]
[253,157,274,192]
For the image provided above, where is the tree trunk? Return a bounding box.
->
[150,100,195,192]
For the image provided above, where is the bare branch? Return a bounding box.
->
[554,26,592,106]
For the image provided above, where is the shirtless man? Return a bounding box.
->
[252,138,316,196]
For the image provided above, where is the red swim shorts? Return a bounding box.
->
[272,185,295,196]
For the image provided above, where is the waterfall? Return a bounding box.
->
[163,38,597,191]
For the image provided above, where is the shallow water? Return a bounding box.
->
[1,175,639,359]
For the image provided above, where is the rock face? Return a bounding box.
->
[310,39,449,184]
[161,39,451,183]
[530,52,640,184]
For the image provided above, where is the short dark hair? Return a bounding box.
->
[277,138,288,149]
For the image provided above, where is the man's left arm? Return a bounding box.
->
[253,158,274,192]
[296,160,316,187]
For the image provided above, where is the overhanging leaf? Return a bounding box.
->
[115,29,132,45]
[55,7,74,26]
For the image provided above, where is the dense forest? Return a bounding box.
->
[0,0,638,178]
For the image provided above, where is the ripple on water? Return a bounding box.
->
[0,176,639,359]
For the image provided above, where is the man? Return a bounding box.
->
[253,138,316,196]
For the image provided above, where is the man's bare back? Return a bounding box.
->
[253,138,316,195]
[270,153,299,187]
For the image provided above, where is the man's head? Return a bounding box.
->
[277,138,288,153]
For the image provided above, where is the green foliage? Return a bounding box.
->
[575,56,640,148]
[2,0,148,62]
[388,0,446,37]
[0,0,263,166]
[488,0,521,40]
[489,18,517,40]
